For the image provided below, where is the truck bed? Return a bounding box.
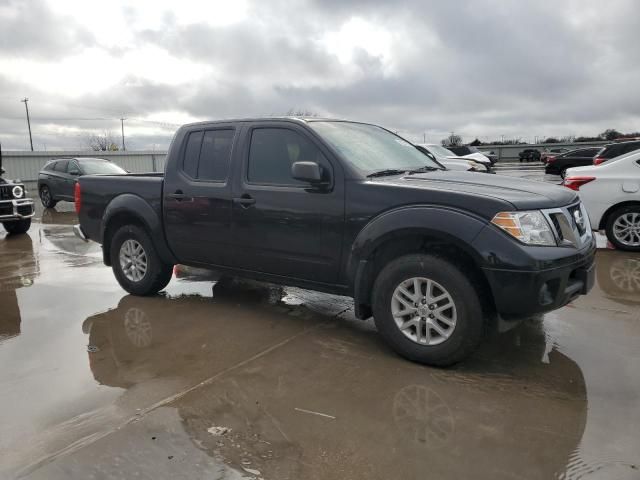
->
[78,173,164,243]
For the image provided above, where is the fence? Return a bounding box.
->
[1,150,167,183]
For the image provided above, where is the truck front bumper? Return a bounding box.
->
[482,243,596,318]
[0,199,35,221]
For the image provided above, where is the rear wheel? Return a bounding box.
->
[372,254,486,367]
[110,224,173,295]
[39,185,57,208]
[605,206,640,252]
[2,219,31,235]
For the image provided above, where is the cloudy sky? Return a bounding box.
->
[1,0,639,150]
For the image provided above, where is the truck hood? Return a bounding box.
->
[374,171,578,211]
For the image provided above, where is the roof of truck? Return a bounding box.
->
[182,116,358,127]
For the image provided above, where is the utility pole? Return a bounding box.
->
[21,98,34,151]
[120,117,127,151]
[423,132,426,143]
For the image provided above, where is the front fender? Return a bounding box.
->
[351,205,489,264]
[349,205,489,318]
[101,194,176,266]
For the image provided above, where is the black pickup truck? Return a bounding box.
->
[75,118,595,366]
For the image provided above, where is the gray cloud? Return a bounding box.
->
[0,0,95,58]
[1,0,639,149]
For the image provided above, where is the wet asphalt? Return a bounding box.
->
[1,169,639,479]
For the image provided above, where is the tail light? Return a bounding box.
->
[74,181,81,213]
[593,156,606,165]
[546,155,556,163]
[563,176,595,191]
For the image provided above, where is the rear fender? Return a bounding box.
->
[101,194,176,266]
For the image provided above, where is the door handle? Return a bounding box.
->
[233,195,256,208]
[169,190,191,201]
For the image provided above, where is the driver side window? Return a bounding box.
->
[247,128,330,186]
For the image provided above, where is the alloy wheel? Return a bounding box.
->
[391,277,457,346]
[119,239,148,282]
[613,212,640,247]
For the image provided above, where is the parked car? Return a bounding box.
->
[563,149,640,251]
[593,140,640,165]
[544,147,602,178]
[447,145,495,166]
[37,157,127,208]
[0,151,35,235]
[519,149,541,162]
[479,150,498,163]
[540,148,569,164]
[414,144,489,172]
[74,117,595,366]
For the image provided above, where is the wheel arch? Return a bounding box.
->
[598,200,640,230]
[348,206,493,319]
[101,194,176,267]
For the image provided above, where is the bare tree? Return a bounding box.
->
[85,131,120,151]
[441,133,462,147]
[285,108,319,117]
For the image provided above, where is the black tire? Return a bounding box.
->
[2,219,31,235]
[39,185,57,208]
[605,205,640,252]
[110,224,173,295]
[372,254,485,367]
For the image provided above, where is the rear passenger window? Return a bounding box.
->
[182,129,233,182]
[198,130,234,181]
[54,160,68,172]
[247,128,329,186]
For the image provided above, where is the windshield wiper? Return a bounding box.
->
[407,165,443,174]
[366,168,408,178]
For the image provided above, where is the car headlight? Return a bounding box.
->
[12,185,24,198]
[491,211,556,246]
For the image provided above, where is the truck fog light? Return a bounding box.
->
[539,282,553,306]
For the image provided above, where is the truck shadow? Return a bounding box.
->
[83,278,587,480]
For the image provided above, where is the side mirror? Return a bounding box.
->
[291,161,323,183]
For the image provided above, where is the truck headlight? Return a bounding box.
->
[12,185,24,198]
[491,211,556,246]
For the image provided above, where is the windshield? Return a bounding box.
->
[426,144,456,157]
[309,122,441,174]
[80,159,126,175]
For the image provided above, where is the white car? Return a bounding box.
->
[415,144,491,172]
[564,150,640,251]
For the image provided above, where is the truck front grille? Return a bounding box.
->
[544,202,592,248]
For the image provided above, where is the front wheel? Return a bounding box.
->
[372,254,486,367]
[110,224,173,295]
[2,219,31,235]
[605,206,640,252]
[39,185,57,208]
